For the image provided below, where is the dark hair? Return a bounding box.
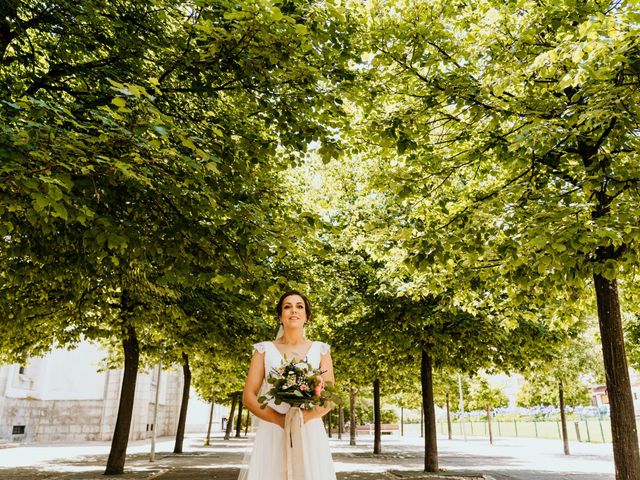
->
[275,290,312,323]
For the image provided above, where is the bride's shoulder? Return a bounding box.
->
[252,341,271,354]
[314,341,331,356]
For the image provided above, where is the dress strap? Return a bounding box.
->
[318,342,331,356]
[252,342,268,354]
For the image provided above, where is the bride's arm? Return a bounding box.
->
[242,350,286,428]
[303,351,335,423]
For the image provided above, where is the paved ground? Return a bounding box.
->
[0,431,615,480]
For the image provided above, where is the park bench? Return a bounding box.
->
[355,423,400,435]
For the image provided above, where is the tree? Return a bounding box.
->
[388,386,422,436]
[466,377,509,412]
[466,376,509,445]
[291,150,577,470]
[354,1,640,477]
[433,370,463,440]
[190,346,251,444]
[517,380,591,409]
[518,330,603,454]
[1,0,361,474]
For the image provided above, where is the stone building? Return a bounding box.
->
[591,381,640,410]
[0,341,224,444]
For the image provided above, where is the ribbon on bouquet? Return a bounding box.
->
[283,407,311,480]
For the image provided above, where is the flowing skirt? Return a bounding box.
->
[239,418,336,480]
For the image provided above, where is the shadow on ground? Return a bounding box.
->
[0,435,614,480]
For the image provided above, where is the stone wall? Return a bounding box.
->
[0,361,185,444]
[0,397,104,443]
[161,368,183,437]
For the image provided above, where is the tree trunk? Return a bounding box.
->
[0,1,18,61]
[373,378,381,454]
[205,395,215,446]
[104,323,139,475]
[401,406,404,436]
[559,379,570,455]
[328,408,333,437]
[235,398,244,438]
[338,405,344,440]
[173,353,191,454]
[593,270,640,479]
[446,394,452,440]
[421,348,438,472]
[590,183,640,480]
[244,410,250,436]
[420,401,424,438]
[486,404,493,445]
[349,387,357,446]
[224,394,237,440]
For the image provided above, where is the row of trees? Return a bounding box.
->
[328,371,592,425]
[286,2,639,479]
[0,0,358,474]
[325,1,639,478]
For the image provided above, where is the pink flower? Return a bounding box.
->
[314,378,325,397]
[300,384,310,392]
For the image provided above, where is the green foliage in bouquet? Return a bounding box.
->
[258,358,338,409]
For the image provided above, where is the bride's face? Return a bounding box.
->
[280,294,307,328]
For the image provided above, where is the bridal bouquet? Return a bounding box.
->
[258,358,336,409]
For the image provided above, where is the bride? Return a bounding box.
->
[239,290,337,480]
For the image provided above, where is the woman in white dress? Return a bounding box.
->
[239,290,337,480]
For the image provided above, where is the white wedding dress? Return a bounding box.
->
[238,340,337,480]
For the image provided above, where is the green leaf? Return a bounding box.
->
[52,202,68,220]
[602,259,618,281]
[181,137,196,150]
[271,7,283,21]
[33,194,50,211]
[111,97,127,108]
[107,233,127,250]
[47,185,63,201]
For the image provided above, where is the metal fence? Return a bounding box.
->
[438,417,623,443]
